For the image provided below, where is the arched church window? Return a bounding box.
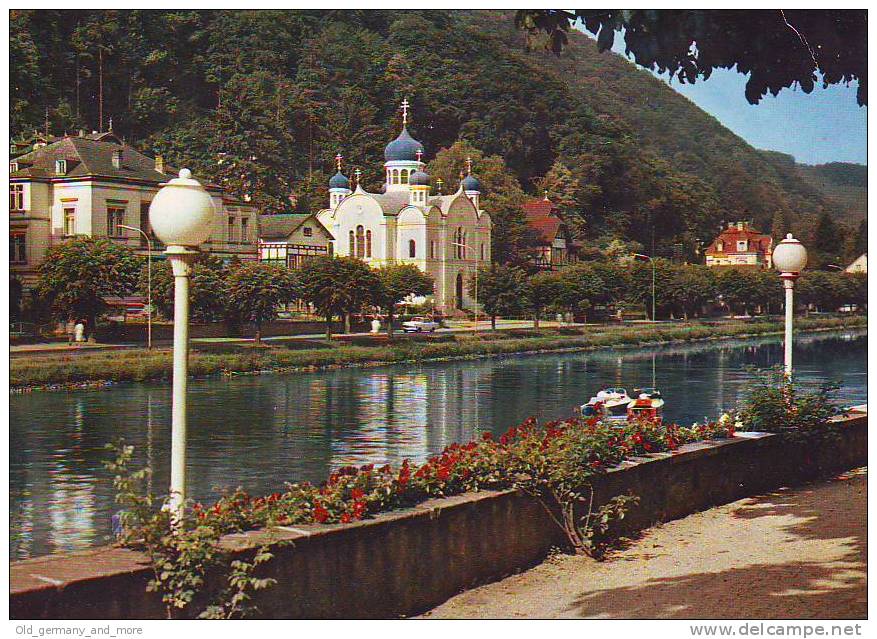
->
[401,169,409,184]
[392,169,399,185]
[349,230,355,255]
[356,225,365,258]
[409,239,416,258]
[430,240,436,259]
[366,229,372,258]
[480,243,485,261]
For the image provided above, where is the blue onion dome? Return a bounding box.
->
[384,126,425,162]
[409,169,431,186]
[329,170,350,189]
[462,174,481,192]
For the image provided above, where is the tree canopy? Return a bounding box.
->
[37,236,143,325]
[515,10,867,106]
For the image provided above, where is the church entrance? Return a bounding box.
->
[455,273,464,310]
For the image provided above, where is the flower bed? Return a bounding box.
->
[12,409,866,620]
[174,417,736,535]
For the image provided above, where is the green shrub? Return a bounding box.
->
[737,367,846,435]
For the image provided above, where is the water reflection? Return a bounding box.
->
[10,330,866,559]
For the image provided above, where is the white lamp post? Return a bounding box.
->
[118,224,153,350]
[772,233,808,377]
[148,169,215,520]
[452,240,479,330]
[633,253,656,321]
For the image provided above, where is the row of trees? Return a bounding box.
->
[473,260,868,326]
[27,237,866,342]
[33,237,434,341]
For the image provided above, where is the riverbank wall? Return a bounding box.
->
[10,409,866,619]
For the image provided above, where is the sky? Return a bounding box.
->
[658,68,866,166]
[591,30,867,166]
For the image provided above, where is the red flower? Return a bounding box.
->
[353,501,367,519]
[340,513,352,524]
[482,432,493,441]
[351,488,365,500]
[313,505,329,523]
[437,467,450,481]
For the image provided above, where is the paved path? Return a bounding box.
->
[423,469,867,619]
[9,320,589,358]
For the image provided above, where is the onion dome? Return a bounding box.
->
[329,171,350,190]
[462,174,481,192]
[384,126,425,162]
[409,169,431,186]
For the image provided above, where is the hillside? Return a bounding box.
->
[469,12,863,230]
[10,9,863,261]
[796,163,867,223]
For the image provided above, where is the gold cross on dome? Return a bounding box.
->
[465,156,473,175]
[416,149,423,163]
[354,168,362,185]
[401,98,410,126]
[335,153,343,171]
[436,177,444,193]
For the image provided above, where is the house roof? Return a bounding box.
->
[705,223,772,255]
[10,134,176,184]
[521,198,564,244]
[258,213,333,240]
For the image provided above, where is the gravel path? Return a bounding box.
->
[423,468,867,619]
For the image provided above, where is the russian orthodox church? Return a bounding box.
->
[317,100,491,313]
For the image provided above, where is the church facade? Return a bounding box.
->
[317,101,491,313]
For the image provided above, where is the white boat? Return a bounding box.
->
[580,388,629,419]
[627,388,665,423]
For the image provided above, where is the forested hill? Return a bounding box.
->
[10,9,864,264]
[470,12,865,231]
[796,163,867,223]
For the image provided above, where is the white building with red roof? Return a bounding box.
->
[704,221,773,269]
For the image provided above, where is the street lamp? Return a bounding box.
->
[633,253,656,321]
[772,233,808,377]
[148,169,215,520]
[452,239,479,330]
[118,224,153,350]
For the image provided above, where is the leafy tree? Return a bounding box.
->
[295,256,381,337]
[374,264,435,338]
[225,261,297,343]
[142,254,232,323]
[516,10,867,105]
[809,211,843,270]
[11,278,24,322]
[528,270,566,327]
[715,268,767,316]
[428,140,535,266]
[555,263,608,319]
[37,236,143,333]
[665,264,718,320]
[471,264,530,329]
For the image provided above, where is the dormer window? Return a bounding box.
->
[55,159,67,175]
[716,240,724,252]
[10,162,18,172]
[303,226,313,237]
[737,240,748,252]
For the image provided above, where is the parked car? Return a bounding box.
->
[402,317,440,333]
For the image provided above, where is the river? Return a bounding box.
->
[10,329,866,559]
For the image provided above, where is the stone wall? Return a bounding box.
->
[10,411,866,620]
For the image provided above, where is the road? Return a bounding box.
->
[423,469,867,619]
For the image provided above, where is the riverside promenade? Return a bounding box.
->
[424,468,867,619]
